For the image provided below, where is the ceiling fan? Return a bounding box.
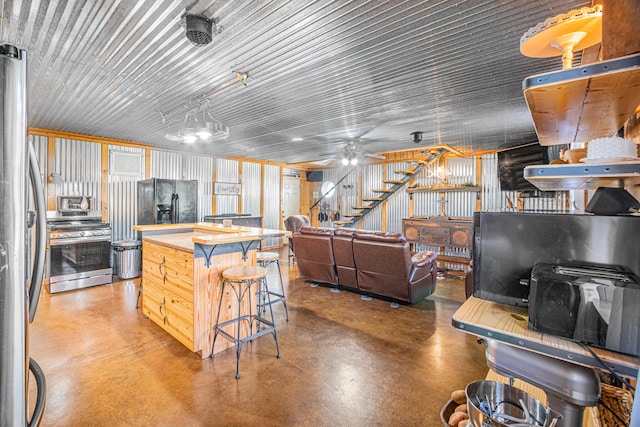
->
[311,139,386,167]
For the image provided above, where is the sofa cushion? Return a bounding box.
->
[292,228,337,285]
[334,228,355,237]
[332,228,357,289]
[353,230,406,244]
[300,226,334,236]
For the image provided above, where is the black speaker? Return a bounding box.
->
[306,171,324,182]
[586,187,640,215]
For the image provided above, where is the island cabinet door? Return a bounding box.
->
[141,241,195,351]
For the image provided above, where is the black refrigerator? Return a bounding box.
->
[137,178,198,225]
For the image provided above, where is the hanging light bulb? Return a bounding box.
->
[350,157,358,166]
[164,104,230,144]
[196,121,213,140]
[182,134,198,144]
[341,158,349,165]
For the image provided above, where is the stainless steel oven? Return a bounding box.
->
[46,208,112,293]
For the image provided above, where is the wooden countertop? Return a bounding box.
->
[142,231,261,252]
[134,221,290,235]
[136,222,290,253]
[452,296,640,378]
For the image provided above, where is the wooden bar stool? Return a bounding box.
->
[211,265,280,379]
[256,251,289,321]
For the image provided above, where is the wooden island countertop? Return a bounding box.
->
[134,223,289,358]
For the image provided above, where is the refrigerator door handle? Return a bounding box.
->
[27,357,46,427]
[28,142,46,322]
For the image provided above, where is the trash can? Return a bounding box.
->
[112,240,142,279]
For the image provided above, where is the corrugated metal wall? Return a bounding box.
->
[27,135,48,211]
[318,154,571,257]
[316,169,339,226]
[338,169,358,228]
[360,164,383,231]
[29,134,47,182]
[55,138,102,209]
[37,132,573,253]
[151,150,182,179]
[385,162,410,233]
[242,162,262,217]
[481,154,567,212]
[262,164,281,247]
[215,158,239,214]
[108,145,145,242]
[38,137,290,246]
[481,154,504,211]
[183,154,214,221]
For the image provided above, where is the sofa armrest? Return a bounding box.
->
[409,251,437,283]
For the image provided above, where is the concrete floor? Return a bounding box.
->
[28,250,488,426]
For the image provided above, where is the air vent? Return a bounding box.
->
[184,14,213,47]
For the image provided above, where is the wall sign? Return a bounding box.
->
[214,182,242,195]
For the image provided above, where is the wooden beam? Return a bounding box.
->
[101,144,109,222]
[46,136,56,210]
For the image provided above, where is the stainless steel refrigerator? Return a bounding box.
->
[136,178,198,225]
[0,45,47,425]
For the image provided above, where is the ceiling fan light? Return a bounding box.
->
[341,158,349,165]
[350,158,358,166]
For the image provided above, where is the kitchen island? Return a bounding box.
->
[133,222,289,358]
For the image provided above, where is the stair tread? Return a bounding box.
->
[394,169,416,175]
[362,197,382,201]
[352,205,373,209]
[372,189,393,193]
[342,214,361,217]
[383,180,404,184]
[333,221,353,225]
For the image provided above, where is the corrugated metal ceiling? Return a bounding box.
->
[0,0,593,165]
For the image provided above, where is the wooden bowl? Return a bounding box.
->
[562,148,587,163]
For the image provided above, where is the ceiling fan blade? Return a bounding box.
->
[309,158,337,166]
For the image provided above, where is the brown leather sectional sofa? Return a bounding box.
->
[292,226,438,304]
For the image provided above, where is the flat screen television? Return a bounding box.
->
[473,211,640,307]
[497,142,549,192]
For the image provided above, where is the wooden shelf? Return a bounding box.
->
[523,53,640,146]
[524,161,640,190]
[406,185,481,193]
[453,297,640,378]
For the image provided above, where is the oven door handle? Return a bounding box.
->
[49,236,111,246]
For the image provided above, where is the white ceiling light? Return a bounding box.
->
[164,106,229,144]
[161,71,248,145]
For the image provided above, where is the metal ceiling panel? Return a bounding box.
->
[0,0,595,164]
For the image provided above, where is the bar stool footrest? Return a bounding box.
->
[215,323,276,345]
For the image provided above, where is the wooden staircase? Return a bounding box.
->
[333,147,450,227]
